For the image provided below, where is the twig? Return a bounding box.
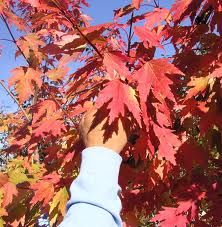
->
[153,0,159,7]
[54,5,103,58]
[0,13,75,124]
[119,27,129,42]
[127,12,134,57]
[162,41,172,46]
[141,3,156,8]
[0,80,30,122]
[0,38,14,43]
[0,14,29,64]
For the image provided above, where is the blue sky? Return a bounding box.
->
[0,0,174,113]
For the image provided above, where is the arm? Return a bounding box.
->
[60,108,128,227]
[59,147,122,227]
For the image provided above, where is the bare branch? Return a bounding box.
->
[0,80,30,122]
[153,0,159,7]
[0,14,29,64]
[127,12,134,57]
[141,3,156,8]
[0,38,14,43]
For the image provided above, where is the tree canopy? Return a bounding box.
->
[0,0,222,226]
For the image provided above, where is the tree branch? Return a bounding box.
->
[0,38,14,43]
[0,14,29,64]
[54,6,103,58]
[127,12,134,57]
[0,13,76,124]
[0,80,30,122]
[153,0,159,7]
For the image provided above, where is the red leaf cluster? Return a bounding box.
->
[0,0,222,225]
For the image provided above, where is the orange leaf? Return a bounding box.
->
[185,76,209,101]
[47,67,69,81]
[9,67,42,103]
[31,181,54,207]
[32,100,59,124]
[2,182,18,207]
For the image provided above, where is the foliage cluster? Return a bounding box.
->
[0,0,222,226]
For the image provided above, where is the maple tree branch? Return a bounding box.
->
[153,0,159,7]
[1,7,98,129]
[127,12,134,57]
[55,6,103,58]
[0,14,28,62]
[0,80,30,122]
[0,14,74,123]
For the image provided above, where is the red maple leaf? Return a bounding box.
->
[33,117,66,138]
[132,0,144,10]
[103,52,130,80]
[153,124,181,165]
[134,26,163,49]
[96,79,141,125]
[151,206,188,227]
[177,140,208,171]
[176,200,198,220]
[210,64,222,79]
[171,0,193,23]
[32,100,59,124]
[144,8,170,28]
[132,130,155,161]
[134,59,183,103]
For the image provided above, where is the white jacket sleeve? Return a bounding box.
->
[59,146,123,227]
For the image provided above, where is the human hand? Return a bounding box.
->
[79,108,128,154]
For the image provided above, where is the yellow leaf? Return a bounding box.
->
[47,67,69,81]
[0,217,5,227]
[8,168,29,184]
[49,187,69,216]
[0,125,8,132]
[185,76,209,100]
